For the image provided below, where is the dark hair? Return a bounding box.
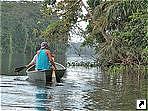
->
[41,42,48,49]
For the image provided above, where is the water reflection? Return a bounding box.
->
[1,53,32,75]
[83,70,147,110]
[0,65,147,110]
[35,86,52,111]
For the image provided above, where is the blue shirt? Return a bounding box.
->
[36,49,51,70]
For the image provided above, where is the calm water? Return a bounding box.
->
[0,56,147,110]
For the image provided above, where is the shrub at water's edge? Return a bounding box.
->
[42,0,148,74]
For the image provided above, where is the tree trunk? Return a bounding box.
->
[0,9,1,73]
[23,26,29,54]
[0,29,1,74]
[8,32,13,72]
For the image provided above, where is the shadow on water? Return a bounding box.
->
[1,66,147,110]
[1,76,54,111]
[83,69,147,110]
[0,55,147,110]
[34,85,53,111]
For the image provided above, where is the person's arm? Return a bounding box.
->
[25,54,37,68]
[46,50,56,70]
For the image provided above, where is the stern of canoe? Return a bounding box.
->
[26,62,66,84]
[45,69,65,83]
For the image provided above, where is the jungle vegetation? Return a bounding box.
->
[42,0,148,73]
[0,1,67,74]
[1,1,66,60]
[1,1,52,55]
[1,0,147,74]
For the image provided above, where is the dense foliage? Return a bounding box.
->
[1,1,50,54]
[41,0,84,42]
[85,0,148,68]
[41,0,148,71]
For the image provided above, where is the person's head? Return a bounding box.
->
[40,42,48,49]
[35,45,40,52]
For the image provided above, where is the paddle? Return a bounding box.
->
[51,57,57,86]
[14,66,27,73]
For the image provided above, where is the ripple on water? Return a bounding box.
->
[1,64,147,110]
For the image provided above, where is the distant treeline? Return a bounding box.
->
[0,1,67,74]
[1,1,50,55]
[67,42,95,57]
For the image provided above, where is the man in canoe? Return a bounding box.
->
[26,42,56,71]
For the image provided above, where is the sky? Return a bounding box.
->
[1,0,89,43]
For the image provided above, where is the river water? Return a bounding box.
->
[0,56,147,110]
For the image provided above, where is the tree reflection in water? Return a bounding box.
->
[84,68,147,110]
[35,85,53,111]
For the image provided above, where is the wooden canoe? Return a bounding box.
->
[26,62,66,84]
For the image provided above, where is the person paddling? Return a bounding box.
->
[26,42,56,71]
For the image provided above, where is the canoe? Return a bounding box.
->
[26,62,66,84]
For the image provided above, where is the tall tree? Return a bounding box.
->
[1,1,51,54]
[42,0,148,69]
